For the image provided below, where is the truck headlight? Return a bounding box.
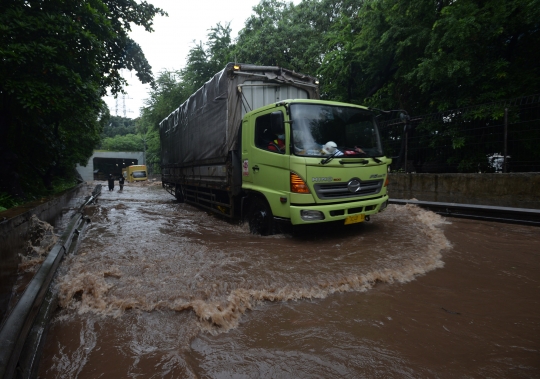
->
[300,210,325,221]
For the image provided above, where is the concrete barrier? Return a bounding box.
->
[0,185,85,324]
[389,173,540,209]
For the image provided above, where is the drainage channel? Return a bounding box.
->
[390,199,540,226]
[0,185,102,379]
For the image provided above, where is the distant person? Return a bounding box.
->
[108,174,114,191]
[118,174,125,191]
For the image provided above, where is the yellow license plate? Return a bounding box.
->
[344,214,365,225]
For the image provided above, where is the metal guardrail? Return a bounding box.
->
[390,199,540,226]
[0,185,101,379]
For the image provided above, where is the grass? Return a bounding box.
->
[0,175,79,213]
[0,193,20,212]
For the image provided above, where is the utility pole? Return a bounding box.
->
[122,94,133,118]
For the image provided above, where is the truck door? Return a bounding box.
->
[245,109,290,214]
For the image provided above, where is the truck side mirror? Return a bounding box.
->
[270,111,285,134]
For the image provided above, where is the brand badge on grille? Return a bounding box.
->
[347,179,362,193]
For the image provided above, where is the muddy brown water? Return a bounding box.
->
[37,182,540,378]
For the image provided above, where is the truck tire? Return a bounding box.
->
[175,185,185,203]
[248,197,274,236]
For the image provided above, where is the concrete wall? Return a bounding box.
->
[0,185,85,323]
[76,151,144,182]
[389,173,540,209]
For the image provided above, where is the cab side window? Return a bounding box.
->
[254,112,285,154]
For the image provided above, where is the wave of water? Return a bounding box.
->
[55,203,450,333]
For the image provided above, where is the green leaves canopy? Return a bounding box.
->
[229,0,540,113]
[0,0,165,197]
[140,0,539,174]
[320,0,540,112]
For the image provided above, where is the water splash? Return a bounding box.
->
[55,203,451,333]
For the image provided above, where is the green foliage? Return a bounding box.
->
[233,0,297,67]
[0,193,20,212]
[0,170,79,212]
[102,116,137,138]
[319,0,540,113]
[138,71,192,174]
[101,133,144,151]
[233,0,328,74]
[0,0,165,201]
[181,22,235,91]
[143,128,162,174]
[140,0,539,175]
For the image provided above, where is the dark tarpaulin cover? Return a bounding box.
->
[160,63,318,167]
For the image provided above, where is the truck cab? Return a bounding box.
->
[124,165,148,183]
[241,99,390,234]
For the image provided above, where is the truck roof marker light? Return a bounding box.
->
[233,65,241,70]
[384,177,389,187]
[291,172,310,194]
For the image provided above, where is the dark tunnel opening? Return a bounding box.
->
[93,157,138,180]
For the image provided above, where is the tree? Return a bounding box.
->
[101,134,144,152]
[181,22,234,91]
[0,0,166,198]
[319,0,540,113]
[101,116,137,138]
[233,0,328,74]
[138,70,193,174]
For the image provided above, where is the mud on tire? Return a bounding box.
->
[248,197,274,236]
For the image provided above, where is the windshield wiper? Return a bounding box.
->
[320,152,337,165]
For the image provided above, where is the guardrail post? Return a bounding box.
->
[503,108,508,173]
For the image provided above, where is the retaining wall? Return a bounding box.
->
[0,185,85,324]
[389,173,540,209]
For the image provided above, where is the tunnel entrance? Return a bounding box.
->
[93,157,138,180]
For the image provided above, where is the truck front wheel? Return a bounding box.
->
[248,198,274,236]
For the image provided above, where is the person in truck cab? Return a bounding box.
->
[268,133,286,152]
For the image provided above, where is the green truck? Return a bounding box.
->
[160,63,391,234]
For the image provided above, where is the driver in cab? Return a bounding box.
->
[268,133,285,152]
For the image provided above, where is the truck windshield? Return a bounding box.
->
[133,171,147,178]
[290,104,383,158]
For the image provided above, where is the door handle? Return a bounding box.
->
[252,165,260,172]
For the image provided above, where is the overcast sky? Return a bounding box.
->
[103,0,297,119]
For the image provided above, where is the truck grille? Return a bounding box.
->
[314,179,383,200]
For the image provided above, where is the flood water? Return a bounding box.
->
[38,182,540,378]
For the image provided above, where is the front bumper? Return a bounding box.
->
[289,195,389,225]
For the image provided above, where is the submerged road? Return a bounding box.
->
[37,181,539,378]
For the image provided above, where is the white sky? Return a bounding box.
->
[103,0,298,119]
